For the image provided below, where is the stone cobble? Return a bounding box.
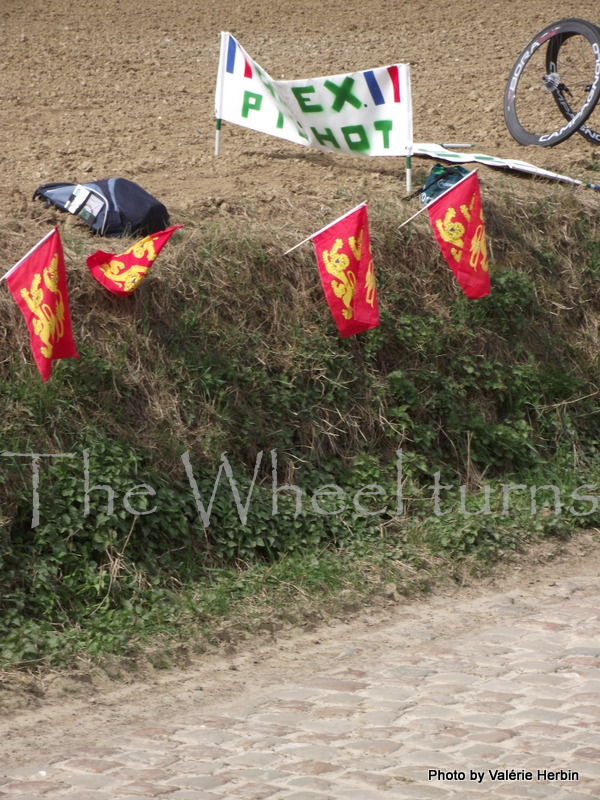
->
[1,583,599,798]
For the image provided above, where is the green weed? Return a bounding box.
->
[1,185,600,666]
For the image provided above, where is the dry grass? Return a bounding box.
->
[1,180,599,472]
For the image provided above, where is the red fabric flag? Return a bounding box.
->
[86,224,184,296]
[311,204,379,337]
[5,228,79,381]
[426,171,490,299]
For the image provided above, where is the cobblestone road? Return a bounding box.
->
[1,576,599,799]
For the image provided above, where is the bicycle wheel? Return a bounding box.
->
[547,24,600,144]
[504,18,600,146]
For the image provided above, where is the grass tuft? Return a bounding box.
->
[1,181,599,667]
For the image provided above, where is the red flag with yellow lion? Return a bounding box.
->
[86,225,183,296]
[311,204,379,337]
[426,170,490,299]
[4,228,78,381]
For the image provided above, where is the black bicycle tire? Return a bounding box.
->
[504,18,600,146]
[547,23,600,144]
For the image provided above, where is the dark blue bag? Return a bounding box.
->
[33,178,170,237]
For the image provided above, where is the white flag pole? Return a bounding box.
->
[214,32,228,156]
[404,64,414,196]
[0,228,55,283]
[283,202,366,255]
[398,204,428,230]
[283,234,314,256]
[398,168,477,229]
[215,119,222,156]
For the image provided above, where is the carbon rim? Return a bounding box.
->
[504,18,600,146]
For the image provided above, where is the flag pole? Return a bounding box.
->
[398,204,428,229]
[214,32,228,156]
[0,228,55,283]
[215,119,222,156]
[283,233,313,256]
[283,202,366,255]
[398,168,478,229]
[404,63,414,196]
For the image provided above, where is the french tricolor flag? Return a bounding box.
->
[225,33,253,78]
[363,67,401,105]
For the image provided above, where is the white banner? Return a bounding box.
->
[215,32,413,157]
[414,143,600,190]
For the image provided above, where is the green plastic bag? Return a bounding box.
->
[419,163,470,205]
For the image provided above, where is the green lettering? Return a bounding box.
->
[255,66,277,99]
[374,119,393,149]
[291,85,323,113]
[310,127,340,148]
[341,124,369,152]
[324,77,362,112]
[241,91,263,118]
[296,124,309,140]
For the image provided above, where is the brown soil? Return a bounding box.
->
[1,0,600,772]
[2,0,600,231]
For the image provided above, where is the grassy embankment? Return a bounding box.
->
[1,171,599,668]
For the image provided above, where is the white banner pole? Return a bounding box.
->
[215,120,222,156]
[214,32,228,156]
